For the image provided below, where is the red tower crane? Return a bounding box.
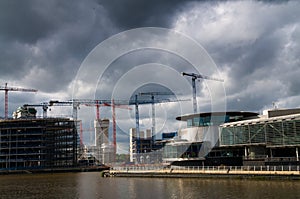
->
[0,83,38,119]
[103,100,131,159]
[82,100,107,120]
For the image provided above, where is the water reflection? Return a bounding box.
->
[0,172,300,199]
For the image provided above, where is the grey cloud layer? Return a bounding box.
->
[1,0,299,149]
[173,1,300,111]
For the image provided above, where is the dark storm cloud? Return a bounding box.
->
[0,1,55,44]
[0,0,116,92]
[1,0,300,149]
[98,0,192,28]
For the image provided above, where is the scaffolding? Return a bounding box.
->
[0,118,78,170]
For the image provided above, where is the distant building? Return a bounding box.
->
[101,143,114,165]
[129,128,136,162]
[130,128,144,163]
[94,119,109,147]
[93,119,114,164]
[129,128,177,164]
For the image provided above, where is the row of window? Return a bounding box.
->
[220,120,300,146]
[187,115,230,127]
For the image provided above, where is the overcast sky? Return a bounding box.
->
[1,0,300,153]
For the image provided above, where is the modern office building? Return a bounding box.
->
[163,111,258,166]
[220,108,300,166]
[163,109,300,166]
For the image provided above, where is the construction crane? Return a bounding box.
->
[82,100,110,120]
[49,99,113,120]
[182,72,224,113]
[124,95,188,154]
[50,99,123,160]
[23,102,49,118]
[0,83,38,119]
[128,96,176,139]
[103,100,131,160]
[82,99,131,160]
[49,100,81,120]
[139,92,173,140]
[78,121,95,148]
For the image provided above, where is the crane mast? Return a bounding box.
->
[102,100,131,161]
[182,72,224,113]
[139,92,173,140]
[0,83,37,119]
[135,95,139,145]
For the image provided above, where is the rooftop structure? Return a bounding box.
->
[176,111,259,127]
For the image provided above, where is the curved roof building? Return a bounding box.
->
[163,109,300,167]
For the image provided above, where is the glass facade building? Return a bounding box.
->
[219,111,300,165]
[165,109,300,166]
[163,112,259,165]
[220,117,300,147]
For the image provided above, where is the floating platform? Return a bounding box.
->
[104,165,300,180]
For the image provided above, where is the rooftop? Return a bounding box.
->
[176,111,259,121]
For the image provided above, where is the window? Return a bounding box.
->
[187,119,193,127]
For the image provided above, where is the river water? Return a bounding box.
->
[0,172,300,199]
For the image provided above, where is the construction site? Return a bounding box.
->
[0,84,80,171]
[0,83,184,171]
[1,71,300,172]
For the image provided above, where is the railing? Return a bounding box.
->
[112,165,300,172]
[243,156,299,162]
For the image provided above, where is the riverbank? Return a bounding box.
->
[104,165,300,180]
[0,166,109,175]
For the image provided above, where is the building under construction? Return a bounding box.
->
[130,128,176,164]
[0,117,78,170]
[93,118,114,164]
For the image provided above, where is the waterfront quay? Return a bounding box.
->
[0,165,109,175]
[106,165,300,179]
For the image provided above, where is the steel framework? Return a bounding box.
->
[0,118,78,170]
